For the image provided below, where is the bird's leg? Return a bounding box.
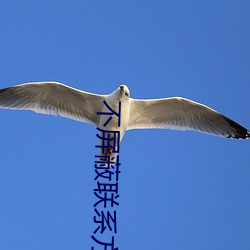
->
[105,148,112,161]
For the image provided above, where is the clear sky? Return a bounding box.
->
[0,1,249,249]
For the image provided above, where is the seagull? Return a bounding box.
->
[0,82,249,163]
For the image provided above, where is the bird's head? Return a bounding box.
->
[108,84,130,104]
[119,84,130,99]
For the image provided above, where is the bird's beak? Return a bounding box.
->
[120,85,124,93]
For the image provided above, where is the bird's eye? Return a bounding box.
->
[125,92,129,97]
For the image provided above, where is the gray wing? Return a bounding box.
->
[128,97,249,139]
[0,82,106,126]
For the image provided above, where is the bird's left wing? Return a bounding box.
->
[128,97,249,139]
[0,82,106,126]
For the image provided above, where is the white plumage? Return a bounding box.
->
[0,82,249,161]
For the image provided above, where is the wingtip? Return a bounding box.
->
[0,88,8,94]
[222,115,250,139]
[230,130,250,139]
[247,130,250,139]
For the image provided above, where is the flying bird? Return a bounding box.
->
[0,82,249,162]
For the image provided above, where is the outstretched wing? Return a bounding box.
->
[128,97,249,139]
[0,82,106,126]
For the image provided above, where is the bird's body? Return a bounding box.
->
[97,86,130,161]
[0,82,249,163]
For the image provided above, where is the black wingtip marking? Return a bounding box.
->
[247,131,250,138]
[0,88,8,94]
[222,115,249,139]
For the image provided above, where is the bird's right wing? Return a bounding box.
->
[0,82,106,126]
[128,97,249,139]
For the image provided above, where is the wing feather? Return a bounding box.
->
[0,82,106,126]
[128,97,249,139]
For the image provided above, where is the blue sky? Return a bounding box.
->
[0,1,249,249]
